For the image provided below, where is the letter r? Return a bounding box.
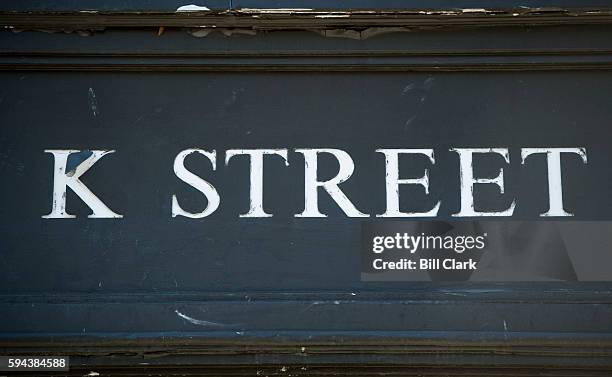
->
[42,149,123,219]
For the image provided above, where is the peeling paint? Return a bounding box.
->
[237,8,313,14]
[66,150,93,177]
[461,8,488,13]
[313,27,412,40]
[313,29,360,40]
[176,4,210,12]
[314,14,350,19]
[4,7,612,36]
[188,27,256,37]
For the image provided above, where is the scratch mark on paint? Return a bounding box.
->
[88,87,99,117]
[402,83,415,94]
[423,76,435,90]
[302,300,344,312]
[503,319,509,340]
[404,115,417,131]
[175,309,239,327]
[302,300,324,312]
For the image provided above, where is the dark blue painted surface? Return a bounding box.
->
[0,7,612,374]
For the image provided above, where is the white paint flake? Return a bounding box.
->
[176,4,210,12]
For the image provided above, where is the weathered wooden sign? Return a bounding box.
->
[1,1,612,375]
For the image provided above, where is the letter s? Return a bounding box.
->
[172,149,220,218]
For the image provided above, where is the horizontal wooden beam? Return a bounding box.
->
[1,8,612,30]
